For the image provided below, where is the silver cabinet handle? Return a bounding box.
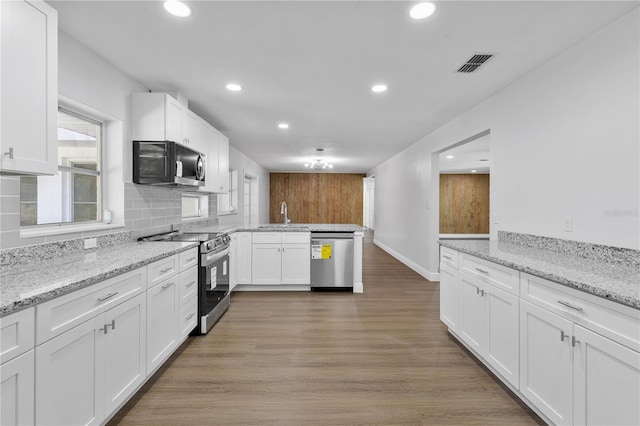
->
[187,256,196,262]
[572,335,580,347]
[99,320,116,334]
[4,148,14,159]
[480,289,486,297]
[560,330,569,342]
[161,282,174,290]
[443,255,452,260]
[475,267,489,274]
[186,280,196,287]
[160,267,173,273]
[557,300,583,312]
[185,313,195,321]
[98,292,118,302]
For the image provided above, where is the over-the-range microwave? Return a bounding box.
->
[133,141,205,187]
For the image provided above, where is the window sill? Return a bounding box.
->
[217,211,237,217]
[20,223,125,239]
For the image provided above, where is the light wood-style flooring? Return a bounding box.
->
[108,235,543,425]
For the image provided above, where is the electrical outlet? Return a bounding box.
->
[562,215,572,232]
[84,238,97,249]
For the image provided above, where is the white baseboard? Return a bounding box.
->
[373,239,440,282]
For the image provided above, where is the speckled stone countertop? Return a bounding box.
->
[236,224,364,233]
[439,240,640,309]
[0,241,198,317]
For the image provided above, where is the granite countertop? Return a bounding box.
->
[439,239,640,309]
[0,241,198,317]
[235,224,364,233]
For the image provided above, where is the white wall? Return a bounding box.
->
[217,145,270,227]
[369,9,640,279]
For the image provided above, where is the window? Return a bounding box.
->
[217,170,238,214]
[182,194,208,219]
[20,108,102,226]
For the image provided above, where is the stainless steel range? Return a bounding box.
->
[139,230,231,335]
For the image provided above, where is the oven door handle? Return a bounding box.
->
[202,247,230,265]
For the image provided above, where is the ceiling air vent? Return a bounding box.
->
[457,53,494,73]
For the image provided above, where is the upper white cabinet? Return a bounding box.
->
[217,132,230,193]
[1,0,58,175]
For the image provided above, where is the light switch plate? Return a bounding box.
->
[562,215,572,232]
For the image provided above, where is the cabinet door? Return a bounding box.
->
[165,96,183,144]
[183,109,201,150]
[1,350,35,426]
[0,0,58,175]
[458,274,484,353]
[102,293,147,415]
[281,243,310,285]
[199,124,220,193]
[573,325,640,426]
[35,315,104,426]
[217,133,230,193]
[251,244,281,285]
[439,263,459,332]
[484,286,519,388]
[146,279,178,374]
[236,232,252,285]
[230,234,238,291]
[519,300,573,425]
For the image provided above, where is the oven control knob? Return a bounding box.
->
[205,241,213,251]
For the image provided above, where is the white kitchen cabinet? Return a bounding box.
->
[35,314,104,425]
[1,0,58,175]
[35,292,147,426]
[199,123,220,193]
[520,299,574,425]
[457,269,520,387]
[132,92,184,145]
[217,132,230,193]
[230,233,238,291]
[439,263,459,332]
[573,325,640,426]
[236,232,252,285]
[251,232,310,285]
[146,275,178,373]
[1,350,35,426]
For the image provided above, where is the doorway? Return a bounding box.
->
[363,177,375,230]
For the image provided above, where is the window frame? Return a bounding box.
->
[217,169,238,216]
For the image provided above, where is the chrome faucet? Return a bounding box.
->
[280,201,290,224]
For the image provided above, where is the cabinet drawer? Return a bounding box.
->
[148,255,179,288]
[252,232,282,244]
[282,232,310,244]
[179,294,198,339]
[1,308,35,364]
[179,267,198,307]
[460,254,519,296]
[179,248,198,271]
[521,272,640,351]
[440,246,459,269]
[36,268,146,345]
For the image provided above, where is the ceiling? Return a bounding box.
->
[50,1,638,173]
[439,133,490,174]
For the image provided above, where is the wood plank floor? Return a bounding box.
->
[108,235,543,426]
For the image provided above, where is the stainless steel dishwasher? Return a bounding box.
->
[310,232,354,290]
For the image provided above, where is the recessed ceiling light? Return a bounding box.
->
[410,2,436,20]
[278,123,289,129]
[371,84,387,93]
[163,1,191,17]
[471,170,477,173]
[315,148,325,152]
[226,83,242,92]
[446,155,454,159]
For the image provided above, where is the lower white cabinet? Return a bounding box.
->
[520,300,640,426]
[1,350,35,426]
[251,232,310,285]
[439,263,459,332]
[281,243,311,284]
[458,271,520,388]
[236,232,252,285]
[146,276,178,373]
[35,293,146,426]
[230,233,238,291]
[252,243,282,285]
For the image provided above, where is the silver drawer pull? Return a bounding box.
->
[443,255,452,260]
[185,313,195,321]
[160,267,173,273]
[186,281,196,287]
[475,267,489,274]
[560,330,569,342]
[99,320,116,334]
[186,256,196,262]
[161,282,174,290]
[98,292,118,302]
[572,335,580,347]
[557,300,584,312]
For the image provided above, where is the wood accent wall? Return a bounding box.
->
[270,173,365,225]
[440,174,490,234]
